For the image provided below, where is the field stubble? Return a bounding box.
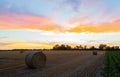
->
[0,50,105,77]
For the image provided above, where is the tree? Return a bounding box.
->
[105,46,111,50]
[83,45,87,50]
[52,44,72,50]
[79,45,83,49]
[89,46,96,50]
[53,44,60,50]
[66,45,72,50]
[99,44,107,50]
[114,46,119,50]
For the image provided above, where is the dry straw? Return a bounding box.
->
[25,51,46,69]
[93,51,98,55]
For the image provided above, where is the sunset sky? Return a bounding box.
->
[0,0,120,49]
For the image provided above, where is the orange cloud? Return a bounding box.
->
[67,22,120,33]
[0,13,59,31]
[65,15,120,33]
[0,13,120,33]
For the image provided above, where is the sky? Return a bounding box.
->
[0,0,120,49]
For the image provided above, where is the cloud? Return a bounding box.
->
[114,19,120,23]
[81,0,101,7]
[66,21,120,33]
[0,36,7,39]
[61,0,101,12]
[112,16,120,23]
[0,10,120,33]
[0,13,61,31]
[0,42,11,46]
[0,13,120,33]
[64,14,120,33]
[63,0,81,12]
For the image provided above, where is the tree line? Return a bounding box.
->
[0,44,119,51]
[52,44,120,51]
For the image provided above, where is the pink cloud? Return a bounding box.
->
[111,16,120,23]
[0,13,60,31]
[81,0,101,8]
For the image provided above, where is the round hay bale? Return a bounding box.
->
[93,51,97,55]
[25,52,46,69]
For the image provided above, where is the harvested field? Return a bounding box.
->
[0,51,105,77]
